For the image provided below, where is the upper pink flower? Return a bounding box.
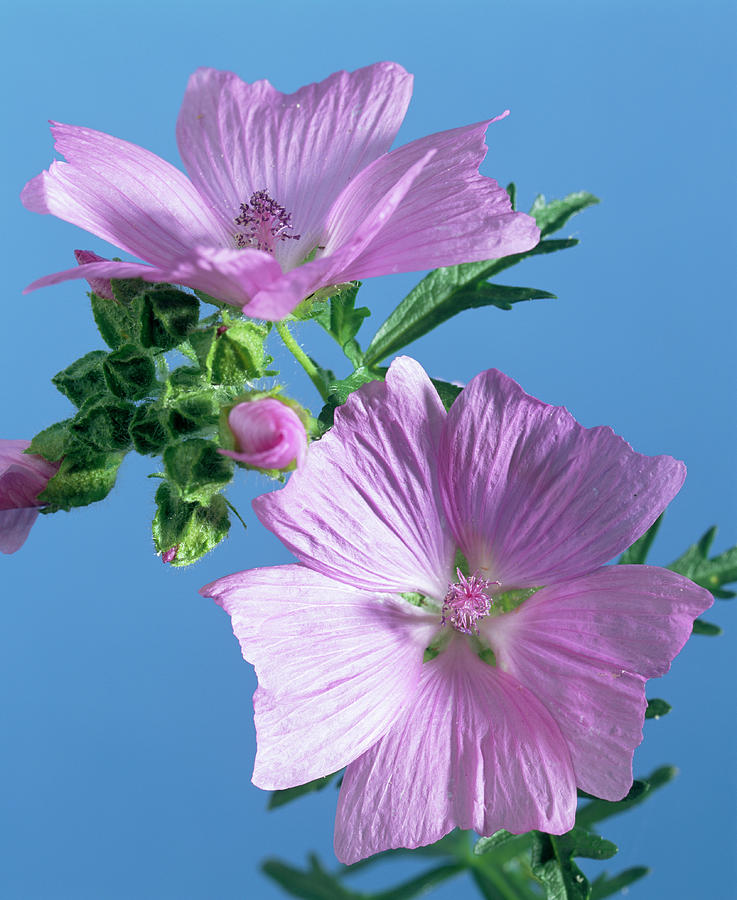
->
[0,440,59,554]
[202,358,712,863]
[21,63,539,320]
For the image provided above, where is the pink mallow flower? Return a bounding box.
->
[219,399,307,470]
[0,440,59,554]
[201,358,712,863]
[21,63,539,321]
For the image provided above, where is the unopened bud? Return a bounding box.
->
[74,250,115,301]
[219,399,307,470]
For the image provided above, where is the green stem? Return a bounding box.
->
[225,498,248,532]
[275,320,329,401]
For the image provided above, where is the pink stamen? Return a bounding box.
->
[441,568,496,635]
[234,190,301,253]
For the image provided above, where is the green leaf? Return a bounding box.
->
[268,773,339,810]
[668,526,737,598]
[618,514,663,565]
[103,343,157,400]
[576,766,675,829]
[139,287,199,350]
[27,419,76,462]
[51,350,108,407]
[529,191,600,238]
[162,438,233,503]
[129,403,174,456]
[590,866,649,899]
[317,367,385,429]
[645,698,672,719]
[531,828,617,900]
[38,450,124,511]
[314,282,369,366]
[429,378,463,411]
[71,396,134,452]
[474,830,516,855]
[363,190,598,366]
[692,618,722,636]
[151,482,230,567]
[506,181,517,210]
[262,855,360,900]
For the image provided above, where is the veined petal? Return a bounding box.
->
[438,369,686,587]
[323,120,539,279]
[244,150,435,318]
[176,62,413,269]
[485,566,712,799]
[24,259,174,295]
[201,565,436,789]
[0,508,39,554]
[253,357,455,598]
[21,123,231,268]
[334,637,576,864]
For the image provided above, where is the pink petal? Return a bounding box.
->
[24,260,174,295]
[438,369,686,587]
[323,120,539,279]
[485,565,713,799]
[334,637,576,864]
[21,122,231,268]
[243,150,435,318]
[176,63,413,270]
[0,507,39,554]
[253,357,455,598]
[201,565,436,789]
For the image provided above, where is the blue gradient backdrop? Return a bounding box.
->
[1,1,735,898]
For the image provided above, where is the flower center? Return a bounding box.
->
[234,190,301,254]
[441,568,495,635]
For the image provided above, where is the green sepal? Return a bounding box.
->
[152,482,230,566]
[167,393,219,436]
[645,698,672,719]
[317,366,384,429]
[531,828,617,900]
[192,320,270,385]
[90,290,138,349]
[162,438,233,503]
[139,287,199,350]
[27,419,76,462]
[268,772,339,810]
[38,449,124,512]
[668,525,737,598]
[51,350,108,407]
[129,403,174,456]
[102,343,157,400]
[166,366,205,395]
[110,276,149,306]
[71,396,135,452]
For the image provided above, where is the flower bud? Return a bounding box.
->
[74,249,115,301]
[0,440,60,554]
[219,399,307,470]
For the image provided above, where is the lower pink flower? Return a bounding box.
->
[201,357,712,863]
[0,440,59,554]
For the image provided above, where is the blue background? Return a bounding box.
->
[1,1,735,897]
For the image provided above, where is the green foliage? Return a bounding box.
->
[531,829,618,900]
[129,403,173,456]
[162,438,233,503]
[317,367,385,429]
[645,698,672,719]
[362,190,598,367]
[51,350,108,407]
[590,867,649,899]
[268,773,339,810]
[103,343,157,400]
[27,420,75,462]
[91,289,138,349]
[618,514,663,564]
[313,282,370,366]
[190,320,270,385]
[71,396,134,452]
[38,450,124,512]
[668,525,737,599]
[138,287,199,350]
[151,482,230,567]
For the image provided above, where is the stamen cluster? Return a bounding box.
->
[234,190,301,253]
[441,568,494,635]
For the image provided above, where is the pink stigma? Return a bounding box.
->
[234,190,301,253]
[441,568,495,635]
